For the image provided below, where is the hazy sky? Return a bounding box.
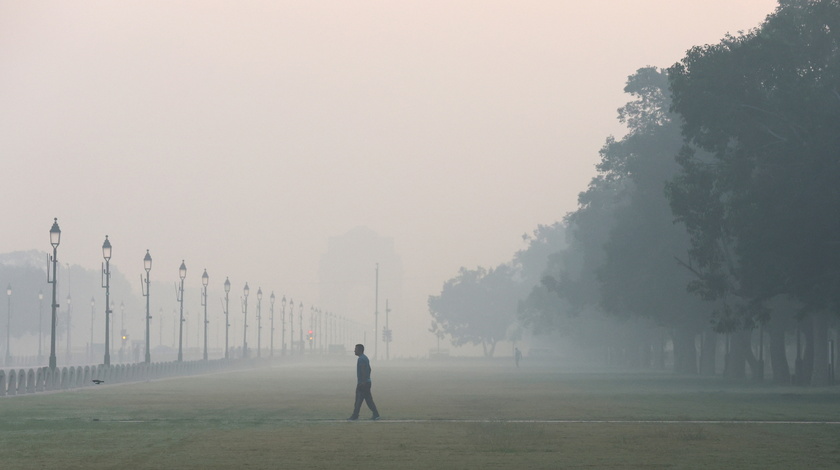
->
[1,1,777,355]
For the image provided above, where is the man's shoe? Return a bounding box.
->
[347,416,358,421]
[370,415,380,421]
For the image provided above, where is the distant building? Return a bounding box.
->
[318,227,403,355]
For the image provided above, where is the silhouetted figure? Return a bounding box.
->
[348,343,380,421]
[515,348,522,368]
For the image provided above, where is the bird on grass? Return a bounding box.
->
[92,379,104,385]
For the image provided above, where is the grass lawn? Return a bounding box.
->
[1,358,839,469]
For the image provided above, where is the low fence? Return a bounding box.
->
[0,359,247,396]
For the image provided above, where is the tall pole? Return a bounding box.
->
[269,292,275,358]
[281,296,287,356]
[48,218,61,370]
[289,298,294,356]
[101,235,112,367]
[242,283,250,358]
[385,299,390,361]
[375,263,379,360]
[65,293,71,363]
[142,250,152,364]
[38,291,44,363]
[89,297,94,363]
[256,288,262,358]
[177,260,186,362]
[201,269,209,361]
[119,301,125,363]
[6,284,11,365]
[224,277,230,359]
[299,301,304,354]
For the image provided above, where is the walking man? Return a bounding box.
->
[348,343,380,421]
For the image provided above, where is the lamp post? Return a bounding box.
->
[119,301,125,362]
[110,300,115,357]
[38,291,44,363]
[101,235,113,367]
[65,293,71,363]
[281,295,287,356]
[242,282,250,358]
[269,292,275,358]
[310,306,315,353]
[141,250,152,364]
[89,297,94,363]
[6,284,11,365]
[256,288,262,358]
[289,298,294,356]
[176,260,186,362]
[298,301,304,355]
[201,269,209,361]
[48,218,61,370]
[223,277,230,359]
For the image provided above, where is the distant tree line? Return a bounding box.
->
[429,0,840,385]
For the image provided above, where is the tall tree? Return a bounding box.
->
[428,265,523,357]
[596,67,713,374]
[668,0,840,384]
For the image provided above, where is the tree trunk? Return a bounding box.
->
[656,329,666,370]
[672,327,698,374]
[482,339,497,358]
[699,329,717,376]
[811,314,830,386]
[724,330,750,379]
[768,319,790,384]
[801,316,814,385]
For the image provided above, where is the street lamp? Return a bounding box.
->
[65,293,71,363]
[289,298,294,356]
[201,269,209,361]
[256,287,262,358]
[101,235,112,367]
[48,218,61,370]
[269,292,275,358]
[119,300,125,362]
[89,297,94,363]
[141,250,152,364]
[281,295,287,356]
[6,284,11,365]
[242,282,250,358]
[223,277,230,359]
[176,260,186,362]
[38,290,44,363]
[299,301,304,355]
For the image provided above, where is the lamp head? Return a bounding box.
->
[179,260,187,280]
[257,288,262,301]
[144,250,152,272]
[50,218,61,248]
[102,235,112,261]
[244,282,250,298]
[202,269,209,287]
[224,277,231,293]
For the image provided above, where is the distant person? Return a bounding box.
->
[348,343,380,421]
[515,347,522,368]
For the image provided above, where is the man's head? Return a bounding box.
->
[355,344,364,356]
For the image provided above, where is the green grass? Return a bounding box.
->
[2,359,840,469]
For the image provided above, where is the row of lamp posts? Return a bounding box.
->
[40,218,318,371]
